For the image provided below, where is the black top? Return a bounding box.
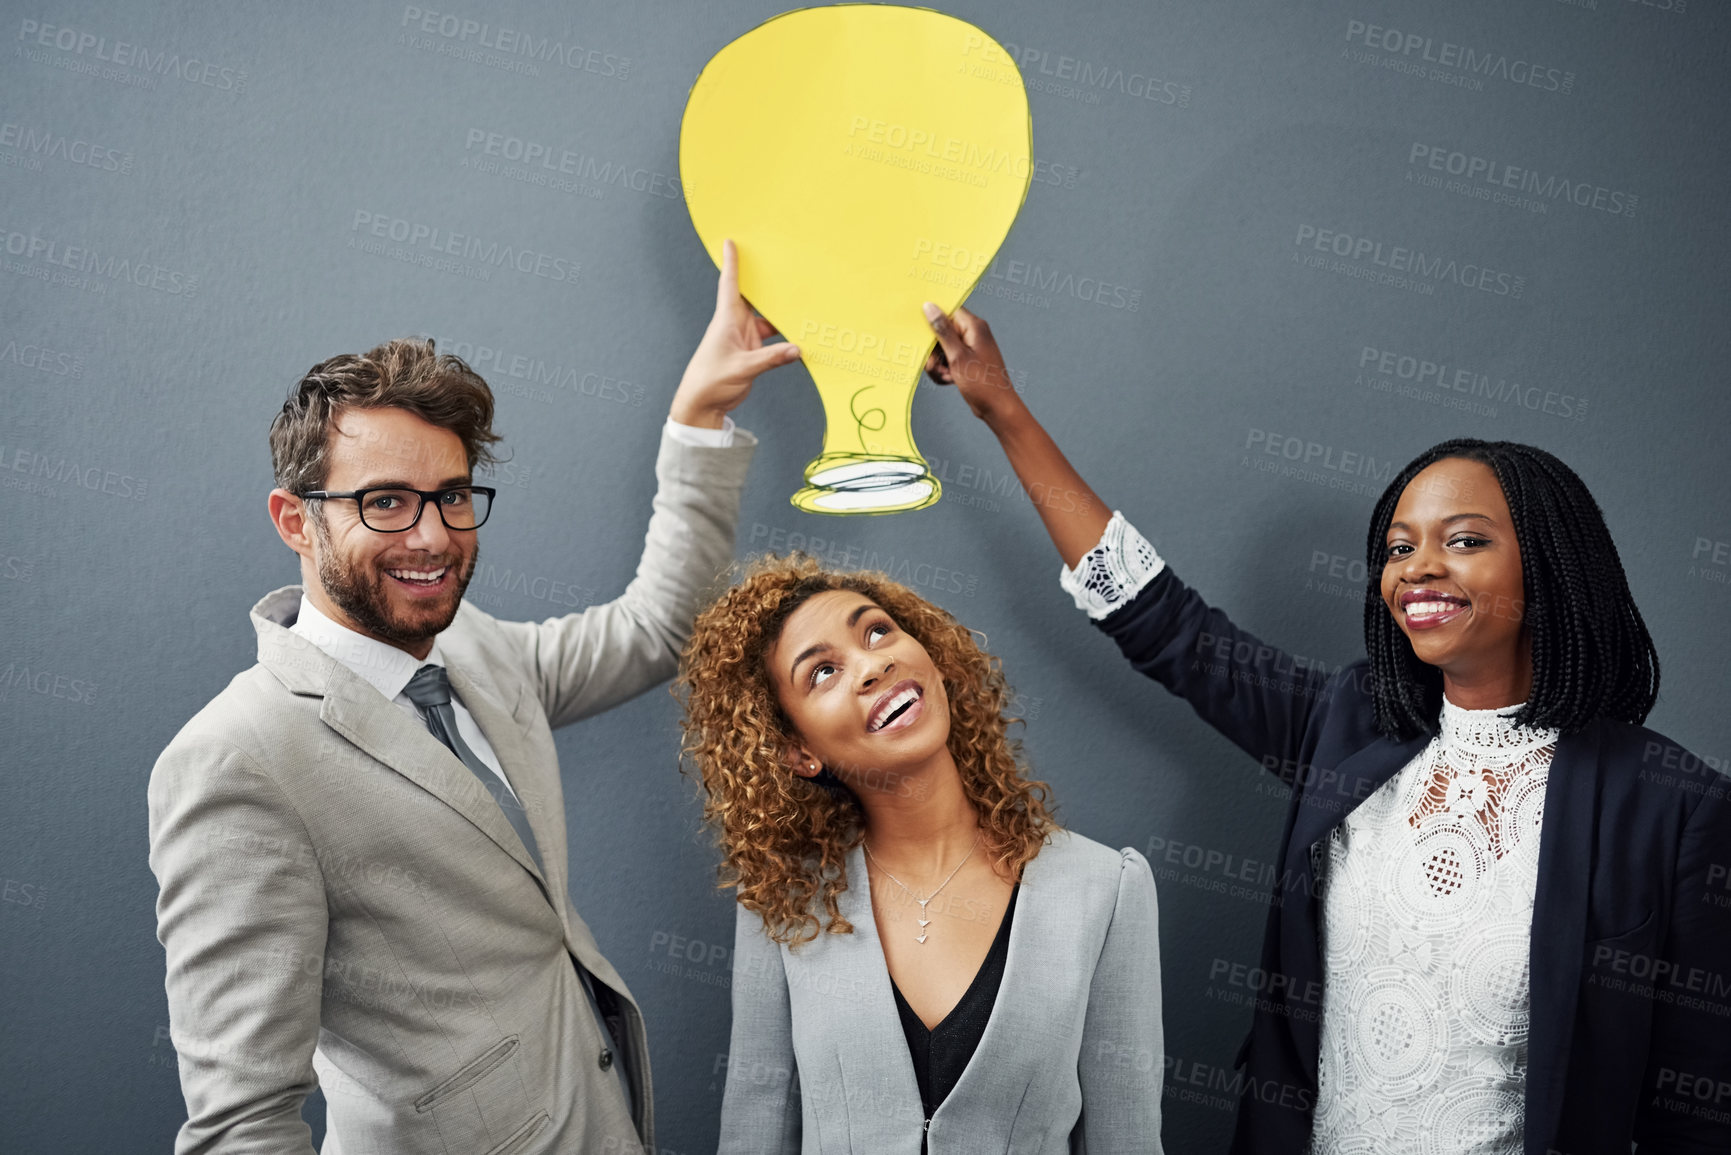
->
[889,884,1019,1137]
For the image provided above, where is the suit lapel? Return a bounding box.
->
[1286,734,1427,860]
[932,842,1043,1128]
[781,845,922,1147]
[317,667,548,889]
[1281,733,1425,1069]
[252,589,548,891]
[1522,722,1600,1155]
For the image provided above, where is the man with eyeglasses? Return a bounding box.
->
[148,242,796,1154]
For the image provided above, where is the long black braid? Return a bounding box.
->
[1363,439,1660,738]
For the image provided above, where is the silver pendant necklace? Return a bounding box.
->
[863,831,981,945]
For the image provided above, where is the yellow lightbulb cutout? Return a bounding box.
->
[680,5,1032,514]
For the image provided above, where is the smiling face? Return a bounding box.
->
[764,589,953,792]
[303,406,480,650]
[1379,457,1530,697]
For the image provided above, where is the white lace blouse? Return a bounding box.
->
[1061,513,1558,1154]
[1308,697,1555,1154]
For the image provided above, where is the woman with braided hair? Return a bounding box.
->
[920,301,1730,1155]
[679,557,1164,1152]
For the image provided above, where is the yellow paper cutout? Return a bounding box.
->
[681,5,1032,514]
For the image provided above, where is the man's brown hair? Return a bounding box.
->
[269,337,503,495]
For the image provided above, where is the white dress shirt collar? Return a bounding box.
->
[289,591,446,700]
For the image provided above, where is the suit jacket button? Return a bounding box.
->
[598,1047,614,1071]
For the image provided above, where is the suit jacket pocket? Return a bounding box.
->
[416,1035,521,1112]
[415,1035,536,1154]
[1582,909,1659,999]
[1587,908,1655,946]
[484,1110,551,1155]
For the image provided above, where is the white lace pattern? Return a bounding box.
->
[1308,698,1557,1155]
[1058,511,1165,619]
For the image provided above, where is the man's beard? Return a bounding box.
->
[312,519,477,648]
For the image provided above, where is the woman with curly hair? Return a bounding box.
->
[677,555,1164,1153]
[917,302,1731,1155]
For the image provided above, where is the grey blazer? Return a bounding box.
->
[148,431,754,1155]
[719,830,1165,1153]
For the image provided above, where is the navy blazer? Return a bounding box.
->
[1097,565,1731,1155]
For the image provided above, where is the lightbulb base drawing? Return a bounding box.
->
[792,453,941,515]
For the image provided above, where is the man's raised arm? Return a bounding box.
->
[497,238,800,727]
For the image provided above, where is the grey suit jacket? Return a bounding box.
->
[719,830,1165,1154]
[149,430,755,1155]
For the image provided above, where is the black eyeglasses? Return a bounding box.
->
[299,486,495,532]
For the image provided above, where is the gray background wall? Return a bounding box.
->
[2,1,1727,1151]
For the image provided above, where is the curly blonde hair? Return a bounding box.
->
[675,554,1058,946]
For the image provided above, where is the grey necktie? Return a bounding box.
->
[402,663,544,877]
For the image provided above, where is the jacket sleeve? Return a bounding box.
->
[1075,849,1165,1153]
[718,902,802,1155]
[148,732,326,1155]
[1633,776,1731,1153]
[494,427,757,730]
[1093,564,1342,784]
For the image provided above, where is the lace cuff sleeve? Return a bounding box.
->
[1058,511,1165,620]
